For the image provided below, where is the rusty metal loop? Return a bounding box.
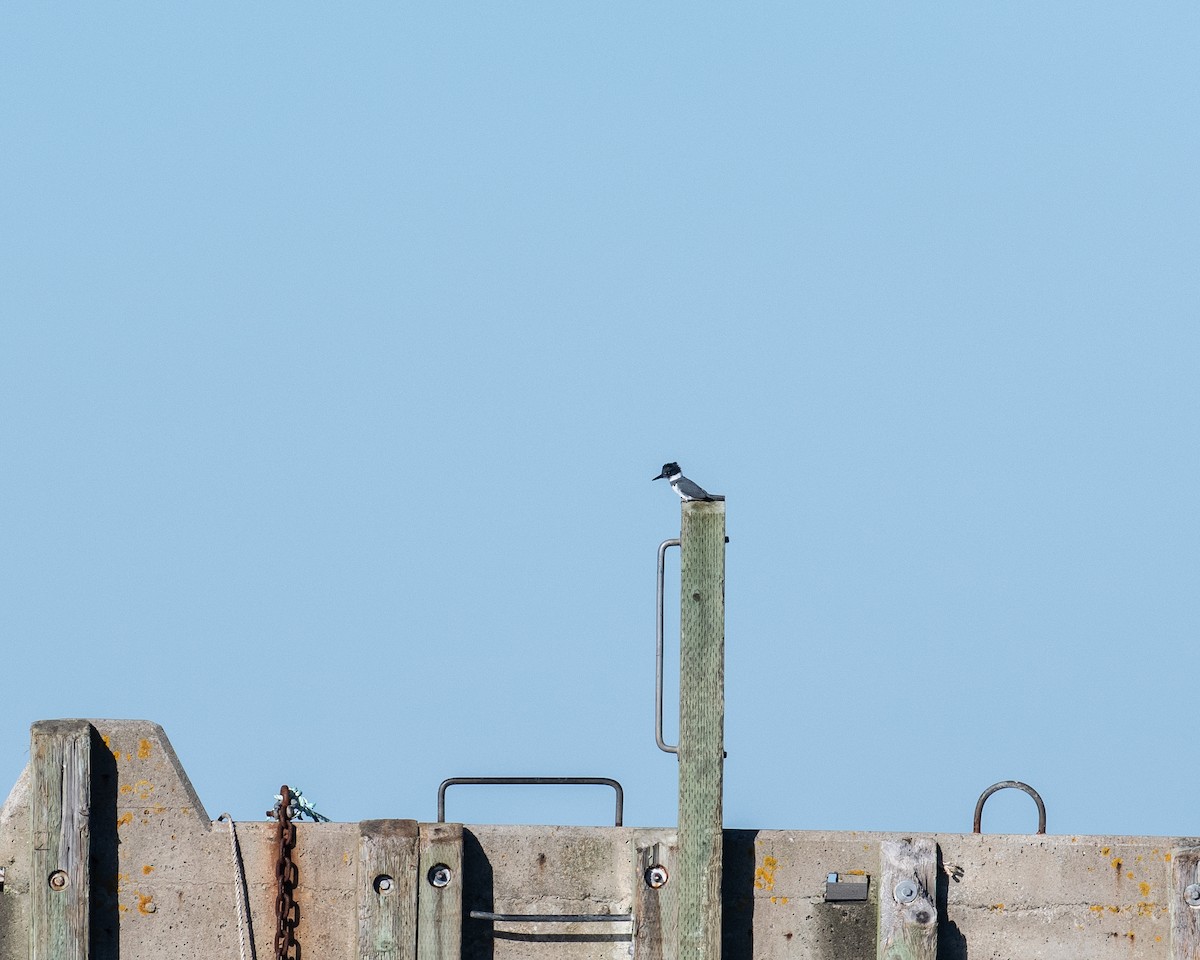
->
[973,780,1047,835]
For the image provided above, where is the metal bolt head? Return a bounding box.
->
[428,864,452,888]
[645,865,669,889]
[48,870,68,891]
[374,875,394,894]
[894,880,918,904]
[1185,884,1200,907]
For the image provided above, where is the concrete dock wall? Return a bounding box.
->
[1,720,1196,959]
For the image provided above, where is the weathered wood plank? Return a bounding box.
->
[30,720,93,960]
[677,500,725,960]
[358,819,419,960]
[634,838,677,960]
[878,838,937,960]
[416,822,462,960]
[1170,846,1200,959]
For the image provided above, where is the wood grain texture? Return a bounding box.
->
[417,823,462,960]
[30,720,93,960]
[634,838,677,960]
[358,820,419,960]
[1170,846,1200,959]
[878,838,938,960]
[677,500,725,960]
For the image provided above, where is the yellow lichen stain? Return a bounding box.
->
[1136,855,1143,862]
[846,869,866,876]
[1101,847,1111,856]
[137,739,152,759]
[768,896,790,905]
[990,903,1004,912]
[118,904,128,913]
[1156,936,1163,943]
[181,807,191,816]
[1136,902,1156,917]
[1111,858,1123,872]
[132,779,154,800]
[117,813,133,829]
[142,865,154,875]
[102,735,120,759]
[1165,853,1173,862]
[1109,906,1120,914]
[119,785,133,795]
[137,894,154,915]
[754,856,778,891]
[1126,871,1134,880]
[1139,882,1151,897]
[1089,905,1106,915]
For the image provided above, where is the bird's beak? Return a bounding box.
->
[652,472,665,481]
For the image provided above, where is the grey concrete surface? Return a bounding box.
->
[1,720,1196,959]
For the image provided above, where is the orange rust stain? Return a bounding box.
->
[1139,882,1151,897]
[136,894,154,915]
[754,856,778,892]
[142,865,154,875]
[117,813,133,828]
[137,739,152,759]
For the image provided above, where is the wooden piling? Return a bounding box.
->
[676,500,725,960]
[30,720,94,960]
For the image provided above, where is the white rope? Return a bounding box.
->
[217,813,255,960]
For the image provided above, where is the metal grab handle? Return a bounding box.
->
[973,780,1047,834]
[656,538,681,754]
[437,777,624,826]
[470,911,632,923]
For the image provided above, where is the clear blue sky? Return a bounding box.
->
[3,3,1198,837]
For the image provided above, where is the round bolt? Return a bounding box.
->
[374,875,394,894]
[48,871,68,891]
[1186,884,1200,907]
[645,865,669,889]
[144,901,157,914]
[894,880,918,904]
[428,864,452,888]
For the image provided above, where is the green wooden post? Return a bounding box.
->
[30,720,94,960]
[357,820,419,960]
[416,823,462,960]
[878,838,938,960]
[676,500,725,960]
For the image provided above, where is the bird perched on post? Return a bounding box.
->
[652,462,724,501]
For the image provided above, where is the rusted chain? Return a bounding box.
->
[268,785,300,960]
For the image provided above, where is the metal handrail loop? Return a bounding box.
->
[655,538,681,754]
[973,780,1047,834]
[437,777,624,826]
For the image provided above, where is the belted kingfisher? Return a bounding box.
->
[652,462,724,501]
